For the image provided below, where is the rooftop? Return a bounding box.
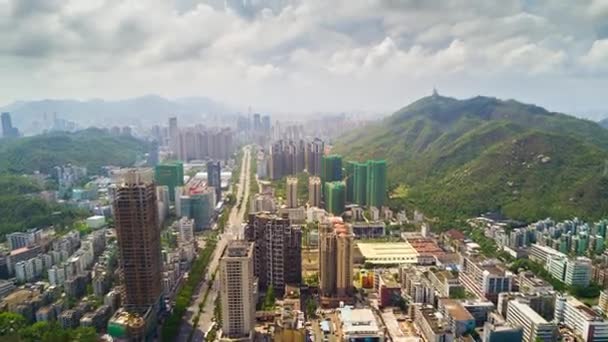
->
[418,305,450,333]
[338,307,381,335]
[224,240,254,258]
[439,299,474,321]
[357,242,418,264]
[510,300,548,325]
[565,296,604,320]
[407,238,445,256]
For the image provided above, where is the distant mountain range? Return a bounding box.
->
[0,95,233,134]
[333,94,608,222]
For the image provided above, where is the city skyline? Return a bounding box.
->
[1,1,607,116]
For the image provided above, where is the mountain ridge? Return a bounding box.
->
[333,94,608,222]
[0,95,233,134]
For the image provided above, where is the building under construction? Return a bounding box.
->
[111,170,162,341]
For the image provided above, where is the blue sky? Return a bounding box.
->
[1,0,607,117]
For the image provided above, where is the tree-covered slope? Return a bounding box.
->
[0,174,88,239]
[334,95,608,221]
[0,128,149,174]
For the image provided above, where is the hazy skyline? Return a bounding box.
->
[1,0,608,116]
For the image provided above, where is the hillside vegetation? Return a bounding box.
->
[0,174,88,239]
[0,128,149,174]
[334,95,608,222]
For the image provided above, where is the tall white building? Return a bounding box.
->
[506,300,557,342]
[178,217,194,243]
[220,240,257,340]
[555,295,608,341]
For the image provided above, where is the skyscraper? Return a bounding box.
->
[113,170,162,314]
[286,177,298,208]
[1,112,18,138]
[321,155,343,184]
[154,162,184,202]
[344,161,355,203]
[325,181,346,215]
[319,217,354,307]
[366,160,387,208]
[207,161,222,201]
[306,138,324,176]
[308,176,322,208]
[220,240,256,340]
[244,213,302,295]
[353,162,368,205]
[168,117,179,157]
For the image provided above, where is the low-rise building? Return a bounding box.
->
[337,307,385,342]
[413,304,454,342]
[438,299,475,337]
[481,313,524,342]
[555,295,608,342]
[375,272,402,308]
[352,222,385,239]
[517,271,553,294]
[506,300,557,342]
[357,242,418,265]
[459,256,512,304]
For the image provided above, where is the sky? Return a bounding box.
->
[1,0,608,116]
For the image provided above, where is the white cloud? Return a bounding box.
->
[0,0,607,113]
[582,39,608,71]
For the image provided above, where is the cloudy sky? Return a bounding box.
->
[1,0,608,116]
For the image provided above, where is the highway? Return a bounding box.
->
[177,145,253,341]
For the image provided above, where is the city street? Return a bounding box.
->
[177,145,252,341]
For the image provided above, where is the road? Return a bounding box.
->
[177,145,253,341]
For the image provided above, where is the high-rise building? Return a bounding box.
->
[268,140,307,180]
[344,162,355,203]
[154,162,184,202]
[207,161,222,201]
[253,113,262,131]
[113,170,162,314]
[286,177,298,208]
[244,213,302,295]
[366,160,387,208]
[261,115,271,133]
[308,176,322,208]
[178,217,194,244]
[1,112,18,138]
[353,162,368,206]
[147,141,159,167]
[319,217,354,307]
[168,117,179,157]
[321,155,342,184]
[325,181,346,216]
[306,138,324,176]
[220,240,256,340]
[179,189,216,231]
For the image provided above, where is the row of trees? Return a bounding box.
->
[161,236,218,341]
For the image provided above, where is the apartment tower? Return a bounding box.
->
[220,240,256,340]
[286,177,298,208]
[244,212,302,296]
[319,216,354,307]
[308,176,322,208]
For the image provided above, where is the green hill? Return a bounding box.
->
[0,128,149,174]
[0,174,88,239]
[334,95,608,222]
